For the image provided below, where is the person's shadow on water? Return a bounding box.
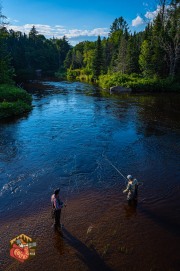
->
[60,228,114,271]
[53,230,65,255]
[123,200,137,219]
[124,200,180,238]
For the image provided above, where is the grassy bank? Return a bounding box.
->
[98,73,180,92]
[65,69,180,92]
[66,68,94,82]
[0,84,32,119]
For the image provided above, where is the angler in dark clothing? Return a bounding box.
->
[51,188,64,231]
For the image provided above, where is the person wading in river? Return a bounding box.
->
[51,188,64,231]
[123,175,139,204]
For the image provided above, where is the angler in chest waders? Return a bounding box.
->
[51,188,65,231]
[123,175,140,205]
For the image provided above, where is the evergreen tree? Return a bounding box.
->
[29,25,38,41]
[92,36,104,79]
[152,13,167,77]
[126,34,140,74]
[55,36,71,69]
[116,36,128,73]
[83,41,95,75]
[163,0,180,77]
[64,50,73,69]
[0,8,14,83]
[139,40,154,77]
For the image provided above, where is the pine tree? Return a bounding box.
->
[116,36,128,73]
[139,40,154,77]
[29,25,38,41]
[126,34,140,74]
[0,8,14,83]
[92,36,104,79]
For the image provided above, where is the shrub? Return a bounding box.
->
[0,84,32,119]
[0,84,32,104]
[0,101,32,119]
[98,73,180,92]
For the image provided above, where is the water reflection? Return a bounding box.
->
[0,81,180,270]
[136,94,180,136]
[123,202,137,219]
[0,81,179,218]
[138,205,180,237]
[0,124,19,162]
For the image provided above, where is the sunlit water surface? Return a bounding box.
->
[0,81,179,270]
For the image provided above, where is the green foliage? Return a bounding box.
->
[67,68,93,82]
[0,11,14,84]
[1,2,179,93]
[3,25,71,80]
[63,2,179,90]
[92,36,105,79]
[0,84,32,119]
[139,40,154,77]
[0,84,32,104]
[116,36,128,73]
[67,69,81,80]
[99,73,135,89]
[99,73,180,92]
[55,66,67,80]
[109,17,129,48]
[0,100,32,118]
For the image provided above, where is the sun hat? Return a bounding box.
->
[127,175,133,180]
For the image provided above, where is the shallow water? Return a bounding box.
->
[0,81,180,270]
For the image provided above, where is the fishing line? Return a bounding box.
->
[103,155,127,185]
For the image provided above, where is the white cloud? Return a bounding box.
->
[7,24,53,35]
[64,28,108,38]
[55,25,65,28]
[7,23,109,43]
[132,4,169,28]
[132,16,144,27]
[145,5,161,20]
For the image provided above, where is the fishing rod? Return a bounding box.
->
[103,155,127,183]
[104,155,144,188]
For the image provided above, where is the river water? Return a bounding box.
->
[0,81,180,270]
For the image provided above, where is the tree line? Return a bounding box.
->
[0,8,71,83]
[0,0,180,91]
[65,0,180,85]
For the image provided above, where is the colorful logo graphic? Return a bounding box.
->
[10,234,37,263]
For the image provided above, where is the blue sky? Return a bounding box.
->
[2,0,159,44]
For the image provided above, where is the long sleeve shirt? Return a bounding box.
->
[51,194,64,210]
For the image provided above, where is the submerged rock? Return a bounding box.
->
[110,86,132,94]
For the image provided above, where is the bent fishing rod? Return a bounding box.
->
[103,155,127,182]
[104,156,144,187]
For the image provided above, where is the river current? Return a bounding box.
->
[0,81,179,270]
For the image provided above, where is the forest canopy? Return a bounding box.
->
[0,0,180,92]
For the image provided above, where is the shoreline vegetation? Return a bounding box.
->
[0,84,32,119]
[65,70,180,93]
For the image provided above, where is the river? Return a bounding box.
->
[0,81,180,271]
